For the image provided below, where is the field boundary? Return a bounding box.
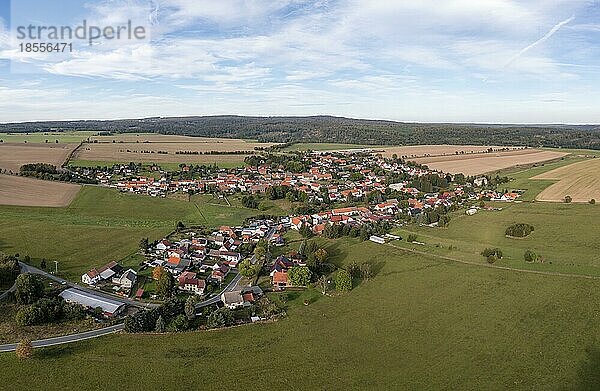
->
[387,242,600,281]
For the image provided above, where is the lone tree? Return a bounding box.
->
[139,238,149,253]
[590,199,596,205]
[156,271,174,299]
[317,275,329,295]
[184,296,197,321]
[152,266,166,281]
[15,339,33,359]
[564,195,573,203]
[360,263,373,281]
[335,269,352,292]
[39,259,47,270]
[15,273,44,305]
[155,315,166,333]
[524,250,541,263]
[288,266,312,287]
[238,259,258,279]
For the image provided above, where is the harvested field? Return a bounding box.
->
[379,144,522,159]
[74,135,277,165]
[533,159,600,203]
[0,175,80,207]
[411,149,567,175]
[0,143,77,172]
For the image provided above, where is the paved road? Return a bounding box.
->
[0,324,124,353]
[195,270,242,312]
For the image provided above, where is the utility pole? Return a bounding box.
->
[53,261,58,274]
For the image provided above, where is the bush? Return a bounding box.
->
[565,195,572,203]
[14,273,44,305]
[335,270,352,292]
[505,223,534,238]
[407,234,418,243]
[524,250,540,263]
[207,308,234,329]
[590,199,596,205]
[15,339,33,359]
[481,248,503,260]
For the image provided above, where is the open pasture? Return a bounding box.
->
[0,143,77,172]
[0,175,80,207]
[533,158,600,203]
[412,148,568,175]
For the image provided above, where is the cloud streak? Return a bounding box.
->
[505,15,575,68]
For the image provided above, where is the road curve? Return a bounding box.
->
[0,323,124,353]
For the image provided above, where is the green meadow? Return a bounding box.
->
[0,187,271,280]
[1,240,600,390]
[1,151,600,390]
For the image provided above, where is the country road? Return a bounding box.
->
[0,324,124,353]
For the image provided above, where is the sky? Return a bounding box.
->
[0,0,600,124]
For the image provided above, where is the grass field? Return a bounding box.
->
[0,187,277,280]
[0,175,81,207]
[1,240,600,390]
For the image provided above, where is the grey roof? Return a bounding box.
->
[59,288,125,314]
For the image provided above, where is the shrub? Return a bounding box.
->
[565,195,572,203]
[524,250,540,263]
[335,270,352,292]
[407,233,418,243]
[14,274,44,305]
[15,339,33,359]
[481,248,503,260]
[505,223,534,238]
[590,199,596,205]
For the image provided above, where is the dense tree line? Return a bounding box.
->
[0,253,20,286]
[3,116,600,149]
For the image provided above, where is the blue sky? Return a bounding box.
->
[1,0,600,123]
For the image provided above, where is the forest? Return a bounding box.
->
[2,116,600,149]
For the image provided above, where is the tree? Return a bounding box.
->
[14,273,44,305]
[564,195,573,203]
[524,250,540,263]
[39,259,47,270]
[590,199,596,205]
[156,271,174,298]
[335,270,352,292]
[360,263,373,281]
[184,296,197,321]
[139,238,149,252]
[238,259,257,279]
[155,315,166,333]
[207,308,234,329]
[167,314,189,332]
[407,233,418,243]
[15,339,33,359]
[481,248,503,260]
[317,275,328,295]
[288,266,312,286]
[299,224,314,238]
[313,248,328,265]
[347,262,360,278]
[152,266,165,281]
[175,221,185,232]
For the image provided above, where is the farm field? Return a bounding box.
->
[533,158,600,203]
[0,175,80,207]
[0,143,77,172]
[1,240,600,389]
[0,131,96,143]
[411,148,568,175]
[73,135,277,166]
[0,186,277,281]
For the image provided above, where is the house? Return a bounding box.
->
[178,271,206,295]
[112,269,137,289]
[221,290,245,309]
[211,265,230,283]
[82,268,100,285]
[59,288,125,317]
[272,271,289,289]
